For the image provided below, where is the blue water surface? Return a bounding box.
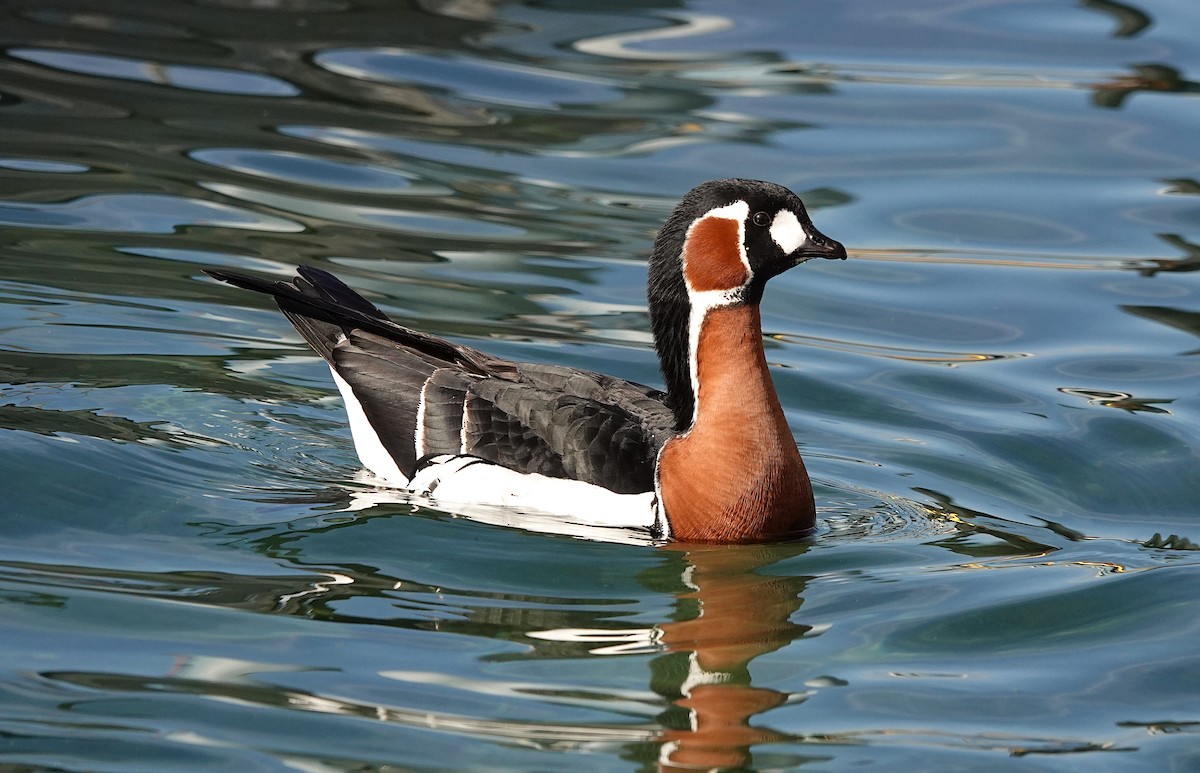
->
[2,1,1199,770]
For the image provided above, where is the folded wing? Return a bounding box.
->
[206,266,674,494]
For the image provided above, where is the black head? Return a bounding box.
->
[647,178,846,429]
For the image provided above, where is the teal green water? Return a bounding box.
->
[2,1,1199,770]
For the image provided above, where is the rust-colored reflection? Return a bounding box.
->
[650,542,812,771]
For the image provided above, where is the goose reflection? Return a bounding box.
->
[520,539,815,768]
[24,500,1133,765]
[649,542,814,770]
[93,505,821,765]
[268,510,818,767]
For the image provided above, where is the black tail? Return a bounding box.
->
[204,266,389,329]
[205,265,519,379]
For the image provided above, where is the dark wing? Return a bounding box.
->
[206,266,675,493]
[463,365,675,493]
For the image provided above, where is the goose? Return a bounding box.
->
[206,178,846,542]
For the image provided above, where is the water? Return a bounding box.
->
[2,0,1199,769]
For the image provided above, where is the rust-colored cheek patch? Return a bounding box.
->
[682,216,748,292]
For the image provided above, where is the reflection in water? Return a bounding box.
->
[1136,232,1200,276]
[1124,303,1200,348]
[1091,63,1200,108]
[4,520,1135,766]
[1141,533,1199,550]
[1058,386,1173,413]
[912,488,1067,556]
[1081,0,1153,38]
[0,402,198,444]
[0,191,304,234]
[649,543,812,771]
[571,12,734,61]
[7,47,299,97]
[4,0,1200,768]
[2,541,818,768]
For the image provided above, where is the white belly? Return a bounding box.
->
[329,364,668,543]
[408,454,662,531]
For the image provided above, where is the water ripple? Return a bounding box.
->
[0,157,89,173]
[2,1,1200,771]
[572,12,735,61]
[200,182,525,238]
[0,193,303,234]
[9,47,298,97]
[21,8,196,39]
[819,490,953,545]
[190,148,428,194]
[315,48,620,109]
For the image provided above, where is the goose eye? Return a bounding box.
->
[752,211,771,227]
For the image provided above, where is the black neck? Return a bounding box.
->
[648,214,696,432]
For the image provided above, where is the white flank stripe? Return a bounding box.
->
[652,452,673,541]
[414,375,431,457]
[408,455,660,537]
[329,368,408,485]
[770,209,806,254]
[459,394,470,453]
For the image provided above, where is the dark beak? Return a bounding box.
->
[797,231,847,262]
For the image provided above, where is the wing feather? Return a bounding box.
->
[207,266,676,491]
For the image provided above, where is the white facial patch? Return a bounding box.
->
[770,210,807,255]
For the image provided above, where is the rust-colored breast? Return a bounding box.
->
[682,216,749,292]
[658,305,815,542]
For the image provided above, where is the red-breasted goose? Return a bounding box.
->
[206,178,846,542]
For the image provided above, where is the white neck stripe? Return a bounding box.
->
[684,290,743,430]
[679,200,753,431]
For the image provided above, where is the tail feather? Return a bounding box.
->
[332,329,449,473]
[293,265,388,321]
[281,310,341,362]
[204,266,519,380]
